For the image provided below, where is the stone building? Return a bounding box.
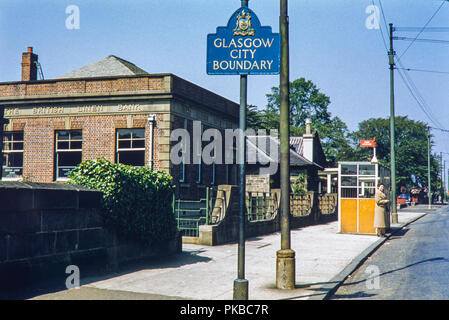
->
[245,120,328,193]
[0,47,239,199]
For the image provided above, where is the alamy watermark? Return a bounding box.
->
[170,121,280,175]
[66,5,80,30]
[365,5,380,30]
[65,265,80,289]
[365,264,380,290]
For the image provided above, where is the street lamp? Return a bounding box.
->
[276,0,295,290]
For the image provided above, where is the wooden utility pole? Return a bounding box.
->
[389,23,398,223]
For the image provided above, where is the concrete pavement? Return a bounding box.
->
[30,206,432,300]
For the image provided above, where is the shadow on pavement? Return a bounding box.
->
[389,227,409,239]
[1,249,211,300]
[339,257,447,289]
[328,257,448,300]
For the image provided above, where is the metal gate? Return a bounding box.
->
[173,187,215,237]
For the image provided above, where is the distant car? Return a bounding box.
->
[397,193,411,205]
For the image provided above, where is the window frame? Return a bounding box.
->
[179,119,188,183]
[2,131,24,181]
[116,128,146,167]
[55,130,83,181]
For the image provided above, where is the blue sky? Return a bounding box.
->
[1,0,448,168]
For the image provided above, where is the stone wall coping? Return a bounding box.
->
[0,181,102,211]
[0,181,96,192]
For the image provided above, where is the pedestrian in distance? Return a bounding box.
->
[374,183,390,237]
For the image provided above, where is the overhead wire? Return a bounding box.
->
[372,0,388,52]
[394,27,449,32]
[396,59,445,129]
[375,0,448,134]
[394,37,449,45]
[396,1,446,62]
[396,67,449,75]
[395,65,440,128]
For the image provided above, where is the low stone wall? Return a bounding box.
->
[199,185,240,246]
[198,186,337,246]
[0,182,181,294]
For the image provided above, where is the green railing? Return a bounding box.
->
[246,191,278,222]
[173,187,215,237]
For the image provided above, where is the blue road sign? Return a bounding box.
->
[207,6,280,75]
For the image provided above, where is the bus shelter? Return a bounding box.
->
[338,161,391,235]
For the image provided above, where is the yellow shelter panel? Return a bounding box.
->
[340,199,357,233]
[358,199,376,234]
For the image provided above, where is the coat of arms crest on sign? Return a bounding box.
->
[233,10,255,36]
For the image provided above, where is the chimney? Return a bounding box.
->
[305,118,312,135]
[302,119,314,162]
[21,47,38,81]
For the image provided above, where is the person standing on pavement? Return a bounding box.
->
[374,183,390,237]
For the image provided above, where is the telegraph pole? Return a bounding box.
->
[233,0,249,301]
[389,23,398,223]
[428,129,432,209]
[441,152,449,203]
[440,152,443,202]
[276,0,295,290]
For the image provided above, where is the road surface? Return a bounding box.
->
[330,205,449,300]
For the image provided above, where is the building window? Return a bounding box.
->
[55,130,82,180]
[116,128,145,166]
[179,119,187,183]
[2,131,24,180]
[196,122,203,184]
[211,149,216,185]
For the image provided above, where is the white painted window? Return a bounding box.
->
[116,128,145,166]
[55,130,82,180]
[2,131,24,180]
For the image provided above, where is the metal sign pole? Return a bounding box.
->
[207,0,280,299]
[233,0,249,300]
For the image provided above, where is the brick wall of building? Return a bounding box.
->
[22,118,55,182]
[4,113,168,182]
[0,72,239,194]
[0,75,167,97]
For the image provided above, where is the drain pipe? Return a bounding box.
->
[148,114,156,170]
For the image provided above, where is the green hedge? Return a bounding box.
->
[69,158,176,246]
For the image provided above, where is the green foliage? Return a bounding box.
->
[247,77,353,166]
[292,174,307,196]
[313,116,354,166]
[69,158,176,246]
[267,78,332,127]
[350,116,441,192]
[248,78,442,195]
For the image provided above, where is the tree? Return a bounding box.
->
[350,116,441,192]
[266,78,331,127]
[247,104,264,130]
[253,77,352,166]
[315,116,355,165]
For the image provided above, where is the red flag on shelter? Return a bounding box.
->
[360,138,376,148]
